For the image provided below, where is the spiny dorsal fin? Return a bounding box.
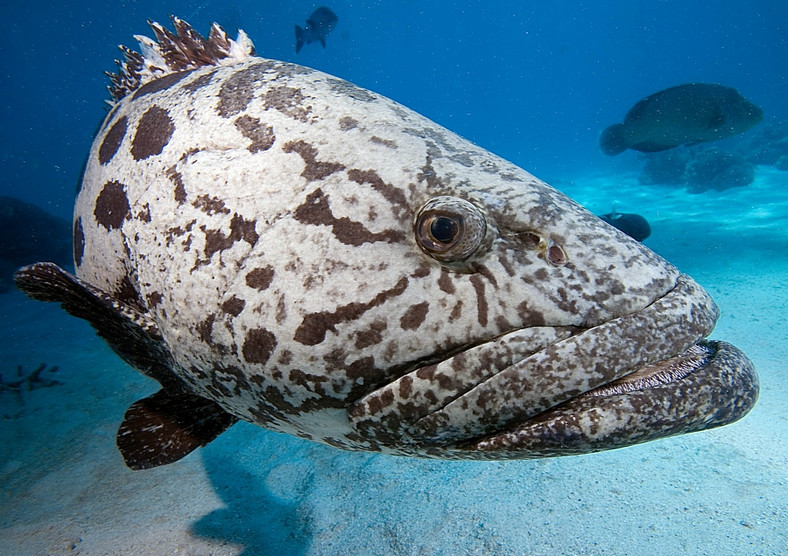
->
[107,16,256,102]
[117,389,237,470]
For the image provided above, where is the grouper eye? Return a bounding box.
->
[415,196,487,263]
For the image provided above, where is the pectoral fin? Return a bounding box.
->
[118,389,238,470]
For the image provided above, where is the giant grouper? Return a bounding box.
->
[15,18,759,470]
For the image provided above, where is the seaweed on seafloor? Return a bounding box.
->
[1,363,62,418]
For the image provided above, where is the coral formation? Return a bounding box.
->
[684,150,755,193]
[636,119,788,193]
[1,363,61,417]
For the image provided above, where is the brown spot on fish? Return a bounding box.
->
[131,106,174,161]
[193,195,230,215]
[516,301,547,326]
[181,71,215,94]
[400,302,429,330]
[339,116,358,131]
[234,115,276,153]
[354,319,387,349]
[469,274,488,326]
[167,166,187,204]
[196,314,216,343]
[294,188,406,246]
[326,78,377,102]
[370,136,397,149]
[221,296,246,316]
[263,86,313,122]
[147,291,163,308]
[98,116,128,165]
[114,274,145,312]
[94,180,130,231]
[217,61,275,118]
[133,70,192,100]
[399,375,413,399]
[449,300,463,322]
[283,140,345,182]
[242,328,278,365]
[347,169,409,219]
[438,270,456,294]
[201,214,259,261]
[411,265,431,278]
[294,277,409,346]
[73,218,85,266]
[246,266,275,290]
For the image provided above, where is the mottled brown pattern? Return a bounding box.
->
[234,115,276,153]
[294,277,409,346]
[98,116,128,165]
[94,180,130,231]
[131,106,175,161]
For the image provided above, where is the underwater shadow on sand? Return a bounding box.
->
[192,425,313,555]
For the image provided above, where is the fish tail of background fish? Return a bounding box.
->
[295,25,305,53]
[600,123,628,155]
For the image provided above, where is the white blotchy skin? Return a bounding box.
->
[74,51,720,455]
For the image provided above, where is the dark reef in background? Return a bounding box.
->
[0,196,73,293]
[638,119,788,193]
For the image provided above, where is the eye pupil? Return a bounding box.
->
[430,216,460,244]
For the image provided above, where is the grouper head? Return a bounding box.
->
[14,19,758,469]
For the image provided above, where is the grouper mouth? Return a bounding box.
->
[349,274,759,458]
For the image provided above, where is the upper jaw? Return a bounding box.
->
[349,274,724,454]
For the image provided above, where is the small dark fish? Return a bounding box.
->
[600,83,762,156]
[295,7,338,53]
[599,210,651,242]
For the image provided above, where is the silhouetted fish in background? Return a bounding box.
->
[0,196,72,293]
[295,6,338,53]
[599,210,651,242]
[600,83,763,156]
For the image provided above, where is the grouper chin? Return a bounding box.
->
[14,18,758,470]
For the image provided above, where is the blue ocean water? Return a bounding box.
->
[1,1,787,554]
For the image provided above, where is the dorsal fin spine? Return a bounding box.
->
[108,16,256,103]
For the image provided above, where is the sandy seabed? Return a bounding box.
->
[1,168,786,556]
